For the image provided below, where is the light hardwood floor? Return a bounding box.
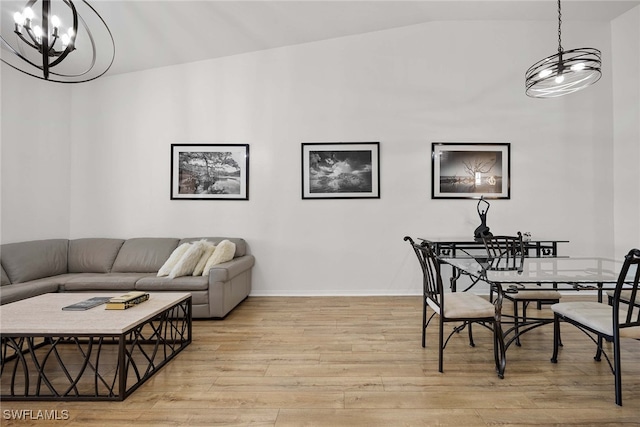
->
[2,296,639,426]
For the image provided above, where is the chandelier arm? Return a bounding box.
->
[47,34,60,56]
[14,30,41,51]
[48,0,78,67]
[49,9,95,77]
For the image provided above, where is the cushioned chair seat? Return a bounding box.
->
[428,293,495,319]
[508,284,562,300]
[605,290,637,304]
[551,301,640,338]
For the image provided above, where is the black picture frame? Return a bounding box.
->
[301,142,380,199]
[171,144,249,200]
[431,142,510,199]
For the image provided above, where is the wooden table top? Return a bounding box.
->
[0,292,191,335]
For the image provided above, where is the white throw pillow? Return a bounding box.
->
[157,243,190,277]
[192,241,216,276]
[169,241,206,278]
[202,240,236,276]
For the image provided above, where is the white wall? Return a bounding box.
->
[3,17,636,295]
[612,6,640,260]
[0,66,72,242]
[64,20,617,295]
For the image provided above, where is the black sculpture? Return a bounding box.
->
[473,196,493,241]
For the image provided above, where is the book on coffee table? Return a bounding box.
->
[62,296,112,311]
[105,291,150,310]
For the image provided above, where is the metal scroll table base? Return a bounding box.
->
[1,297,192,401]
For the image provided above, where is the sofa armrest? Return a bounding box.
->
[207,255,255,283]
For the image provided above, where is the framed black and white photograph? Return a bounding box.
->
[171,144,249,200]
[301,142,380,199]
[432,142,510,199]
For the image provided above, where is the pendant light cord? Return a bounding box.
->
[557,0,563,54]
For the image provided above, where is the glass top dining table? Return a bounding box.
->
[438,256,627,378]
[440,256,630,303]
[441,256,625,287]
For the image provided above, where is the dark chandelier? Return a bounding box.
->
[1,0,115,83]
[525,0,601,98]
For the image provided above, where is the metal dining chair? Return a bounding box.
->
[483,232,561,346]
[550,248,640,406]
[404,236,505,377]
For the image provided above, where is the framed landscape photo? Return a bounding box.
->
[171,144,249,200]
[301,142,380,199]
[432,142,510,199]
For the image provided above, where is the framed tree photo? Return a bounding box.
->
[171,144,249,200]
[301,142,380,199]
[432,142,510,199]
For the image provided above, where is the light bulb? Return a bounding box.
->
[61,33,70,46]
[23,7,34,20]
[555,74,565,84]
[51,15,61,28]
[13,12,23,25]
[67,27,75,38]
[538,69,553,78]
[571,63,585,71]
[33,25,43,38]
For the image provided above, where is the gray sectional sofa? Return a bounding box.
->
[0,237,254,318]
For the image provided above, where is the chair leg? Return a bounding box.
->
[467,321,475,347]
[513,300,521,347]
[594,336,603,361]
[493,320,505,379]
[438,316,444,373]
[553,300,562,347]
[551,314,560,363]
[613,333,622,406]
[422,298,427,348]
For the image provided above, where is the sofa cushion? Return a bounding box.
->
[1,265,10,286]
[68,238,125,273]
[63,273,152,291]
[135,275,210,291]
[179,237,246,257]
[0,282,60,305]
[0,239,68,283]
[193,242,216,276]
[169,241,206,278]
[111,238,180,273]
[203,240,236,276]
[157,243,190,277]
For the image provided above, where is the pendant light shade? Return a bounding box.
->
[525,0,601,98]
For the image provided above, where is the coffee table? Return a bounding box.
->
[0,292,191,401]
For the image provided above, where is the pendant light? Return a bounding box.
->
[525,0,601,98]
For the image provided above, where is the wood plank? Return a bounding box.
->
[1,295,639,427]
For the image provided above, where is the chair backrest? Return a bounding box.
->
[404,236,444,309]
[482,232,524,271]
[613,248,640,330]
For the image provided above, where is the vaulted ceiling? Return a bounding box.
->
[2,0,639,77]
